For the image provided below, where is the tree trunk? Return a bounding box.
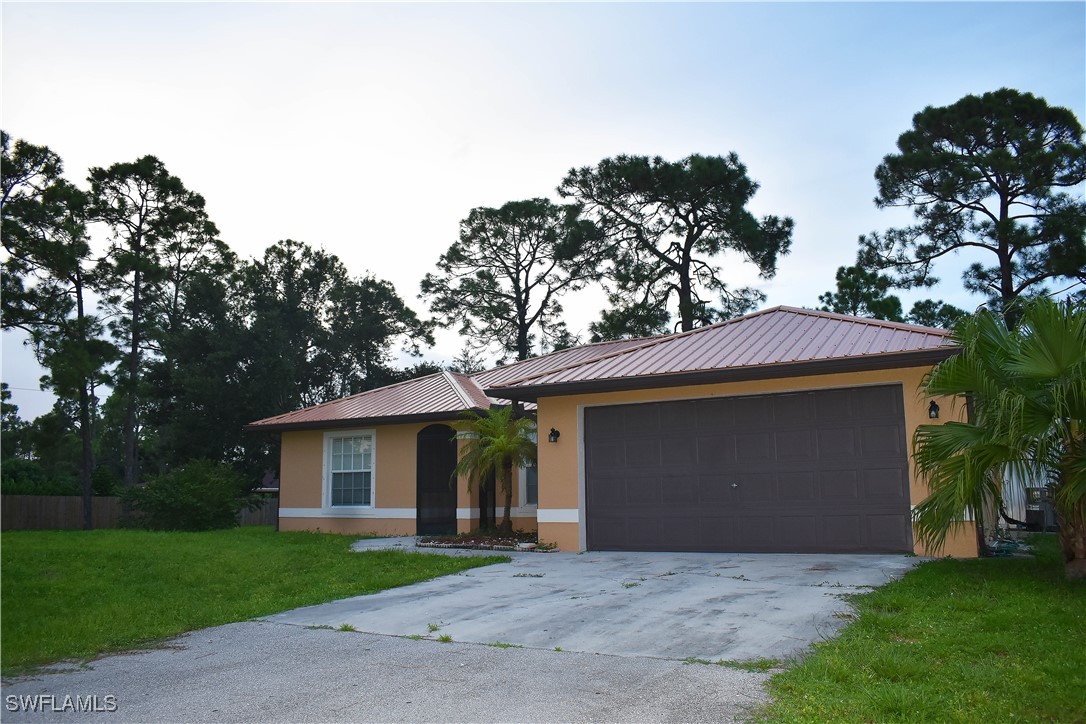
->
[76,279,95,530]
[499,465,513,534]
[1058,497,1086,580]
[79,378,94,530]
[123,264,141,488]
[677,240,694,331]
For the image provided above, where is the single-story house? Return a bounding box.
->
[245,306,977,557]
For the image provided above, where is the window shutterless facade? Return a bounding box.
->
[323,430,374,509]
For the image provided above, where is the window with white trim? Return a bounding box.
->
[525,460,538,506]
[518,427,539,507]
[328,434,373,507]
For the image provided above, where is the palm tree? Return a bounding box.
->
[913,298,1086,579]
[453,406,537,534]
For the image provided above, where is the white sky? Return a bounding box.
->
[3,2,1084,419]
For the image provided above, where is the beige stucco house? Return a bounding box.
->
[245,306,978,557]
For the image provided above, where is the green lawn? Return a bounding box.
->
[762,535,1086,722]
[0,527,506,673]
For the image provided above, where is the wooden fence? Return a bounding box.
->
[1,495,279,531]
[240,497,279,527]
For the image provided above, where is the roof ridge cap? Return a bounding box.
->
[443,370,481,409]
[776,305,950,335]
[468,335,666,383]
[490,307,785,388]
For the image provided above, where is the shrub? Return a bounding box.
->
[91,466,121,497]
[122,460,253,531]
[0,459,80,496]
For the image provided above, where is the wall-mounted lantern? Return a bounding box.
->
[548,428,561,443]
[928,400,940,419]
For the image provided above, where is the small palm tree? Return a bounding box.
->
[913,298,1086,579]
[453,406,537,534]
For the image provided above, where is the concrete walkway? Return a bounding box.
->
[271,538,919,661]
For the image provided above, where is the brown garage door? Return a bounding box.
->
[584,385,913,553]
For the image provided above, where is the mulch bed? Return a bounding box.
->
[416,530,555,552]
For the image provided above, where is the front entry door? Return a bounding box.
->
[416,424,457,536]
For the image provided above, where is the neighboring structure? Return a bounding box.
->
[245,306,978,557]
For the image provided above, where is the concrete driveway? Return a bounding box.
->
[2,542,918,723]
[2,622,772,723]
[270,538,919,661]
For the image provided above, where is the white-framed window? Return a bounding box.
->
[524,460,538,506]
[323,430,375,509]
[517,427,539,508]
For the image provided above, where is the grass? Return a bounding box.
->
[761,535,1086,722]
[684,656,782,673]
[486,641,523,649]
[0,527,506,673]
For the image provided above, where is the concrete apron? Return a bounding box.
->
[268,538,920,662]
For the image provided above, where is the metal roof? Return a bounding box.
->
[246,307,955,431]
[245,371,496,432]
[472,338,653,388]
[243,342,638,432]
[484,306,955,399]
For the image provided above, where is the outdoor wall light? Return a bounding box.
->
[928,400,940,419]
[548,428,561,443]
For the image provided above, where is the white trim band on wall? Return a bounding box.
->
[281,507,543,521]
[537,508,580,524]
[280,507,416,519]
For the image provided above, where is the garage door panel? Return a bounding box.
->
[778,471,816,501]
[697,435,734,465]
[695,398,734,427]
[815,389,854,421]
[819,470,860,500]
[734,396,774,425]
[590,405,627,433]
[736,472,775,503]
[773,393,816,423]
[625,477,662,506]
[776,429,815,461]
[700,518,737,547]
[862,425,905,456]
[736,516,777,546]
[587,475,628,507]
[660,436,698,466]
[735,431,774,463]
[588,516,627,549]
[662,476,699,504]
[779,516,818,547]
[585,385,913,553]
[587,440,625,470]
[659,517,703,548]
[624,406,660,434]
[625,440,661,467]
[866,514,911,549]
[659,400,700,432]
[858,385,902,418]
[818,427,858,458]
[698,474,734,504]
[822,515,863,547]
[863,468,908,500]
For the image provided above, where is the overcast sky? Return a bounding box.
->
[2,1,1084,419]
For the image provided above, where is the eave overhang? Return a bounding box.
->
[484,347,959,403]
[242,408,489,434]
